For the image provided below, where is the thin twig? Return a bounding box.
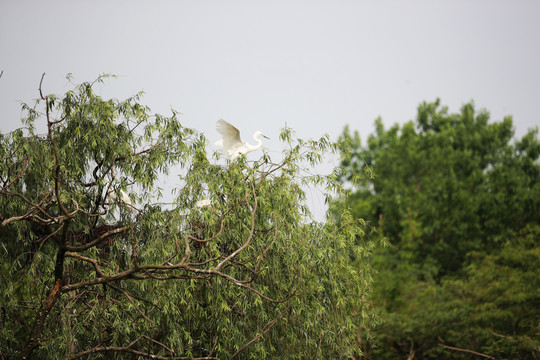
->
[254,214,278,272]
[65,344,218,360]
[407,341,415,360]
[65,252,104,277]
[228,301,292,360]
[439,343,496,359]
[0,156,30,192]
[46,94,71,217]
[214,180,257,271]
[65,225,130,252]
[106,283,155,325]
[39,72,46,100]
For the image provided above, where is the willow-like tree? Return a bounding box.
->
[0,75,378,359]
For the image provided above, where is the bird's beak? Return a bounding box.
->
[263,135,270,139]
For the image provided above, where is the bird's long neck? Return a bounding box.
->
[250,134,263,151]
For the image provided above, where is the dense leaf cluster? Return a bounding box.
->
[0,76,379,359]
[339,100,540,359]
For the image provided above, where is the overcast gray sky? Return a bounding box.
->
[1,1,539,216]
[2,0,539,140]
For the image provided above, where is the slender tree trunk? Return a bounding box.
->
[19,246,66,359]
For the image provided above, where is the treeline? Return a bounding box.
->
[339,100,540,359]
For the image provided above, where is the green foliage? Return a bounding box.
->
[368,225,540,359]
[0,75,379,359]
[338,100,540,359]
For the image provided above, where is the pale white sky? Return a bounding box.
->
[1,1,539,216]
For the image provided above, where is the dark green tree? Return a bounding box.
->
[0,75,379,359]
[338,100,540,359]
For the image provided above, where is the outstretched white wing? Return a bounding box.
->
[216,119,242,156]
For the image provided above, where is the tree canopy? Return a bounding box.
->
[338,99,540,359]
[0,75,379,359]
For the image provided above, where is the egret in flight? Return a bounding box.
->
[215,119,268,160]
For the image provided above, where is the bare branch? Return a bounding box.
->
[39,72,45,100]
[254,214,278,272]
[439,342,496,359]
[60,266,141,292]
[65,334,218,360]
[46,95,71,217]
[187,213,227,243]
[13,223,64,290]
[228,301,292,360]
[65,225,130,252]
[0,156,30,192]
[490,331,513,340]
[106,283,156,325]
[180,264,300,304]
[65,252,104,277]
[115,140,164,162]
[65,344,219,360]
[407,342,415,360]
[0,187,58,227]
[140,335,175,356]
[1,210,35,227]
[106,282,161,309]
[214,180,257,271]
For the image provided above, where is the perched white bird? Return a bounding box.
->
[194,199,212,208]
[215,119,268,160]
[116,189,133,208]
[103,178,133,208]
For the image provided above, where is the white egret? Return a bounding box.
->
[215,119,268,160]
[102,178,134,208]
[194,199,212,208]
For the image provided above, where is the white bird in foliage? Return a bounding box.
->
[103,178,133,208]
[194,199,212,208]
[215,119,269,160]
